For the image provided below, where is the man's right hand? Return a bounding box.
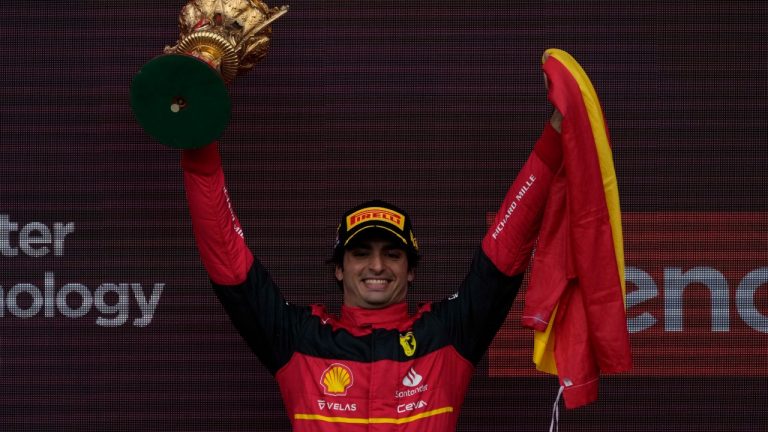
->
[550,110,563,134]
[544,70,563,134]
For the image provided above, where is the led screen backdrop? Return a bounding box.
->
[2,1,767,431]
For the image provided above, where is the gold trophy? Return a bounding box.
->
[130,0,288,148]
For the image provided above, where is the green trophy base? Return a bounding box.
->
[130,54,231,149]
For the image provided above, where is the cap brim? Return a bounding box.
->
[343,225,409,249]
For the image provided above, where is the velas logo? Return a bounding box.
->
[399,332,417,357]
[321,363,354,396]
[347,207,405,231]
[317,399,357,412]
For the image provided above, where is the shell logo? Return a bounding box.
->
[320,363,354,396]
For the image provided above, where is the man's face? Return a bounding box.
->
[335,236,414,309]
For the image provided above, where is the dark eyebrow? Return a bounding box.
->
[381,243,406,253]
[347,243,373,251]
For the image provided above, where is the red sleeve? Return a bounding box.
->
[181,142,254,285]
[482,123,561,276]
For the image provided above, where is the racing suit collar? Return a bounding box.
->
[340,302,409,330]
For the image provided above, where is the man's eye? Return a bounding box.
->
[386,251,404,259]
[351,250,369,257]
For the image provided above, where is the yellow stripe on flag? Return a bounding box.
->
[531,49,626,375]
[543,48,625,297]
[532,304,558,375]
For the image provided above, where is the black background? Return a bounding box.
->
[2,1,767,430]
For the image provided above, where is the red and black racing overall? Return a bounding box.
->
[181,123,560,431]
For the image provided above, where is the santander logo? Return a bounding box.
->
[396,367,429,399]
[402,367,423,387]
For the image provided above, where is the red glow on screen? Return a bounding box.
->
[489,212,768,377]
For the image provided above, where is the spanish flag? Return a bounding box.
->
[521,49,632,408]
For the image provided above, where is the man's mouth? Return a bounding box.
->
[362,278,390,289]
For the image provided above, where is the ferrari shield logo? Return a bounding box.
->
[399,332,417,357]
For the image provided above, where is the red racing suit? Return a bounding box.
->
[181,123,560,431]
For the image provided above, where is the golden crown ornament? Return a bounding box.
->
[130,0,288,149]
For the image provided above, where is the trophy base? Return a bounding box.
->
[130,54,231,149]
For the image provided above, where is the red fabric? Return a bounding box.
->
[482,123,561,276]
[181,141,222,175]
[522,56,632,408]
[181,143,254,285]
[520,167,571,332]
[311,302,431,337]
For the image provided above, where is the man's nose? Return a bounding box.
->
[368,252,384,272]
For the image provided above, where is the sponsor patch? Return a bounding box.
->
[317,399,357,412]
[399,332,417,357]
[397,400,427,414]
[402,367,423,387]
[347,207,405,230]
[396,368,429,399]
[320,363,354,396]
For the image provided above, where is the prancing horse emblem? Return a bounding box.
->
[399,332,417,357]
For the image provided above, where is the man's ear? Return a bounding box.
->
[335,265,344,282]
[407,268,415,283]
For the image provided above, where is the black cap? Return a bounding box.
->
[334,200,419,258]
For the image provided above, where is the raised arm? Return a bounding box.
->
[431,115,562,364]
[482,113,562,277]
[180,142,254,285]
[180,142,305,373]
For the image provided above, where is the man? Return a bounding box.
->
[181,105,562,430]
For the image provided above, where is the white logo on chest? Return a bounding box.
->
[402,367,423,387]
